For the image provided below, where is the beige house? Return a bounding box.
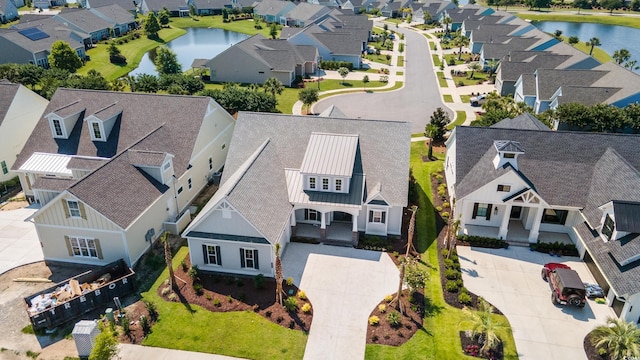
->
[13,89,235,266]
[0,81,49,183]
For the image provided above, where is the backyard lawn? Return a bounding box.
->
[141,247,308,360]
[365,144,518,360]
[365,54,393,65]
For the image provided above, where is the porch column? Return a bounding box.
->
[351,214,359,246]
[290,212,297,237]
[320,212,326,241]
[498,204,511,240]
[528,206,544,243]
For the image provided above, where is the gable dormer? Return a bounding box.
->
[45,100,85,139]
[492,140,525,170]
[598,201,640,242]
[84,102,122,142]
[299,132,359,194]
[127,150,174,185]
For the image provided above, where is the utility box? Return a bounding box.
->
[72,320,100,358]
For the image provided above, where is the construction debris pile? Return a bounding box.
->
[27,273,112,314]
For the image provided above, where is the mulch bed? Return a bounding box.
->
[118,300,156,344]
[366,289,425,346]
[584,331,609,360]
[460,331,504,360]
[157,255,313,332]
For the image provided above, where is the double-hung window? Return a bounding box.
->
[335,179,342,191]
[70,237,98,258]
[309,177,316,190]
[322,178,329,190]
[369,210,386,224]
[67,200,81,218]
[240,248,259,269]
[202,244,221,265]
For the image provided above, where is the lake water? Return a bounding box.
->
[531,21,640,72]
[130,27,249,76]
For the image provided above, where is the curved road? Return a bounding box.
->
[313,24,451,133]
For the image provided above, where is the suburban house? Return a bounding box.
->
[0,18,88,67]
[187,0,233,15]
[12,89,235,267]
[0,81,49,183]
[0,0,19,24]
[284,2,332,27]
[139,0,190,16]
[205,34,318,86]
[89,5,137,37]
[53,8,112,43]
[80,0,140,13]
[253,0,296,24]
[441,6,493,32]
[183,111,410,277]
[33,0,64,9]
[444,115,640,324]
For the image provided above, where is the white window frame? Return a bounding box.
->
[163,161,171,170]
[52,118,64,137]
[70,236,98,258]
[335,178,342,192]
[188,178,192,190]
[497,184,511,192]
[91,122,102,140]
[242,248,258,269]
[305,209,319,221]
[205,244,220,265]
[309,177,316,190]
[67,200,81,218]
[371,210,383,223]
[476,203,489,218]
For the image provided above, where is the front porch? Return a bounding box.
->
[465,220,573,245]
[294,222,355,246]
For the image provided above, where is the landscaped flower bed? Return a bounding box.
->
[157,254,313,332]
[530,241,579,257]
[460,331,504,360]
[366,289,424,346]
[457,235,509,249]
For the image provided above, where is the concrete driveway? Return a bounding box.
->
[313,25,450,133]
[0,205,42,275]
[282,243,399,360]
[457,246,615,360]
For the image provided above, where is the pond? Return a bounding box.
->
[130,27,249,76]
[531,21,640,72]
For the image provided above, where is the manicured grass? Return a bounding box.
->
[432,54,441,67]
[447,111,467,130]
[364,54,392,65]
[141,247,307,359]
[411,133,425,138]
[78,27,186,81]
[355,67,383,73]
[443,53,474,66]
[168,16,274,37]
[397,56,405,67]
[460,95,471,103]
[559,38,612,64]
[452,72,490,86]
[364,144,518,359]
[423,32,434,39]
[397,71,404,75]
[516,12,640,30]
[437,72,448,88]
[317,81,403,100]
[443,94,454,103]
[384,18,403,25]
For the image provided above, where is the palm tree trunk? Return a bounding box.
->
[162,233,176,290]
[275,243,284,306]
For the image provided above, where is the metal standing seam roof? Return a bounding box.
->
[300,133,359,177]
[19,153,73,176]
[612,201,640,233]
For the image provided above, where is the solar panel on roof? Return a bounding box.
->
[18,27,50,41]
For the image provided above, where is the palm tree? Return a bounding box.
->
[485,59,500,78]
[463,298,507,354]
[452,35,469,61]
[613,48,631,65]
[274,243,284,306]
[161,232,177,290]
[442,16,452,33]
[625,59,639,70]
[586,37,601,56]
[263,77,284,98]
[590,317,640,360]
[467,62,482,79]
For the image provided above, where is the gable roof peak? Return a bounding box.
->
[494,140,525,153]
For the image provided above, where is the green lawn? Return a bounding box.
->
[397,56,405,67]
[355,67,383,73]
[443,53,474,66]
[397,71,404,75]
[78,27,186,81]
[568,40,613,64]
[516,12,640,30]
[447,111,467,130]
[365,145,518,359]
[453,72,490,87]
[443,94,454,103]
[432,54,441,67]
[437,72,448,88]
[168,16,275,37]
[141,247,307,359]
[460,95,471,104]
[364,54,392,65]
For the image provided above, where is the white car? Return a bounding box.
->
[470,94,487,107]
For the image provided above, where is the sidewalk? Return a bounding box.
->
[118,343,247,360]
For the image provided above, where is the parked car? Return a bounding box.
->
[583,282,605,298]
[548,267,586,307]
[541,262,571,281]
[470,94,487,107]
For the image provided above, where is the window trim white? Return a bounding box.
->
[51,118,64,137]
[67,200,81,218]
[371,210,383,223]
[309,177,316,190]
[70,236,98,258]
[90,121,103,140]
[241,247,259,270]
[188,178,192,190]
[204,244,220,265]
[163,161,171,171]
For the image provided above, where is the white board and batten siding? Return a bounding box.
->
[188,238,274,277]
[33,195,120,231]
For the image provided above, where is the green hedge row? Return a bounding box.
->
[319,61,353,71]
[458,235,509,249]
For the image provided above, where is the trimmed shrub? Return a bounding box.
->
[286,277,294,286]
[253,274,265,289]
[213,298,221,307]
[385,294,393,302]
[301,303,312,313]
[297,290,307,300]
[319,60,354,71]
[284,297,298,312]
[445,280,459,292]
[445,268,461,280]
[436,206,443,212]
[192,283,203,295]
[369,315,380,326]
[458,292,472,305]
[387,311,401,327]
[378,304,386,313]
[441,249,449,257]
[442,202,450,208]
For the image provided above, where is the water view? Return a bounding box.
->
[531,21,640,73]
[130,27,249,76]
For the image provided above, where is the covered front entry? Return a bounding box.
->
[291,209,358,245]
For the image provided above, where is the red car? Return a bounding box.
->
[541,262,571,281]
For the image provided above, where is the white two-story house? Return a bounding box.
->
[183,110,410,277]
[13,88,235,267]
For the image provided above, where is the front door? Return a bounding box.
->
[510,206,522,219]
[333,212,352,222]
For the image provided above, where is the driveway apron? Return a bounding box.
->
[0,206,41,275]
[457,246,615,360]
[282,243,399,360]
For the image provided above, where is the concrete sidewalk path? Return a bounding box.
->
[118,343,247,360]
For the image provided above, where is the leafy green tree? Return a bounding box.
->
[590,317,640,360]
[298,88,319,114]
[65,69,110,90]
[198,84,277,114]
[263,77,284,98]
[631,0,640,11]
[337,67,349,85]
[452,35,469,61]
[154,46,182,75]
[553,29,563,40]
[144,12,161,38]
[158,7,171,26]
[222,8,229,22]
[601,0,622,13]
[48,40,83,73]
[159,74,204,95]
[625,59,639,70]
[108,43,121,57]
[269,23,278,39]
[89,323,119,360]
[500,0,515,10]
[574,0,591,12]
[134,74,160,93]
[0,64,20,83]
[586,37,601,55]
[568,36,579,46]
[485,59,500,78]
[472,93,532,127]
[17,64,44,89]
[427,107,450,142]
[588,103,627,132]
[467,62,482,79]
[442,16,452,33]
[462,298,507,354]
[189,4,196,17]
[362,74,369,90]
[625,102,640,131]
[613,48,631,64]
[38,68,71,99]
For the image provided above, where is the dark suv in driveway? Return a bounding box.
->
[547,267,587,307]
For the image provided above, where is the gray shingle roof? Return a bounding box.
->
[223,112,411,208]
[490,113,550,131]
[555,86,621,107]
[285,2,331,22]
[481,37,540,60]
[311,31,362,55]
[142,0,189,12]
[591,62,640,104]
[498,53,571,82]
[494,140,524,153]
[127,149,167,167]
[318,104,347,118]
[520,73,536,96]
[535,68,608,100]
[254,0,293,16]
[55,8,111,34]
[87,0,138,12]
[32,176,76,192]
[5,18,87,53]
[612,201,640,233]
[91,4,135,25]
[66,157,107,170]
[0,82,19,128]
[219,34,315,71]
[453,126,640,208]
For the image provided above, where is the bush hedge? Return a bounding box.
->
[458,235,509,249]
[319,60,354,71]
[531,241,579,256]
